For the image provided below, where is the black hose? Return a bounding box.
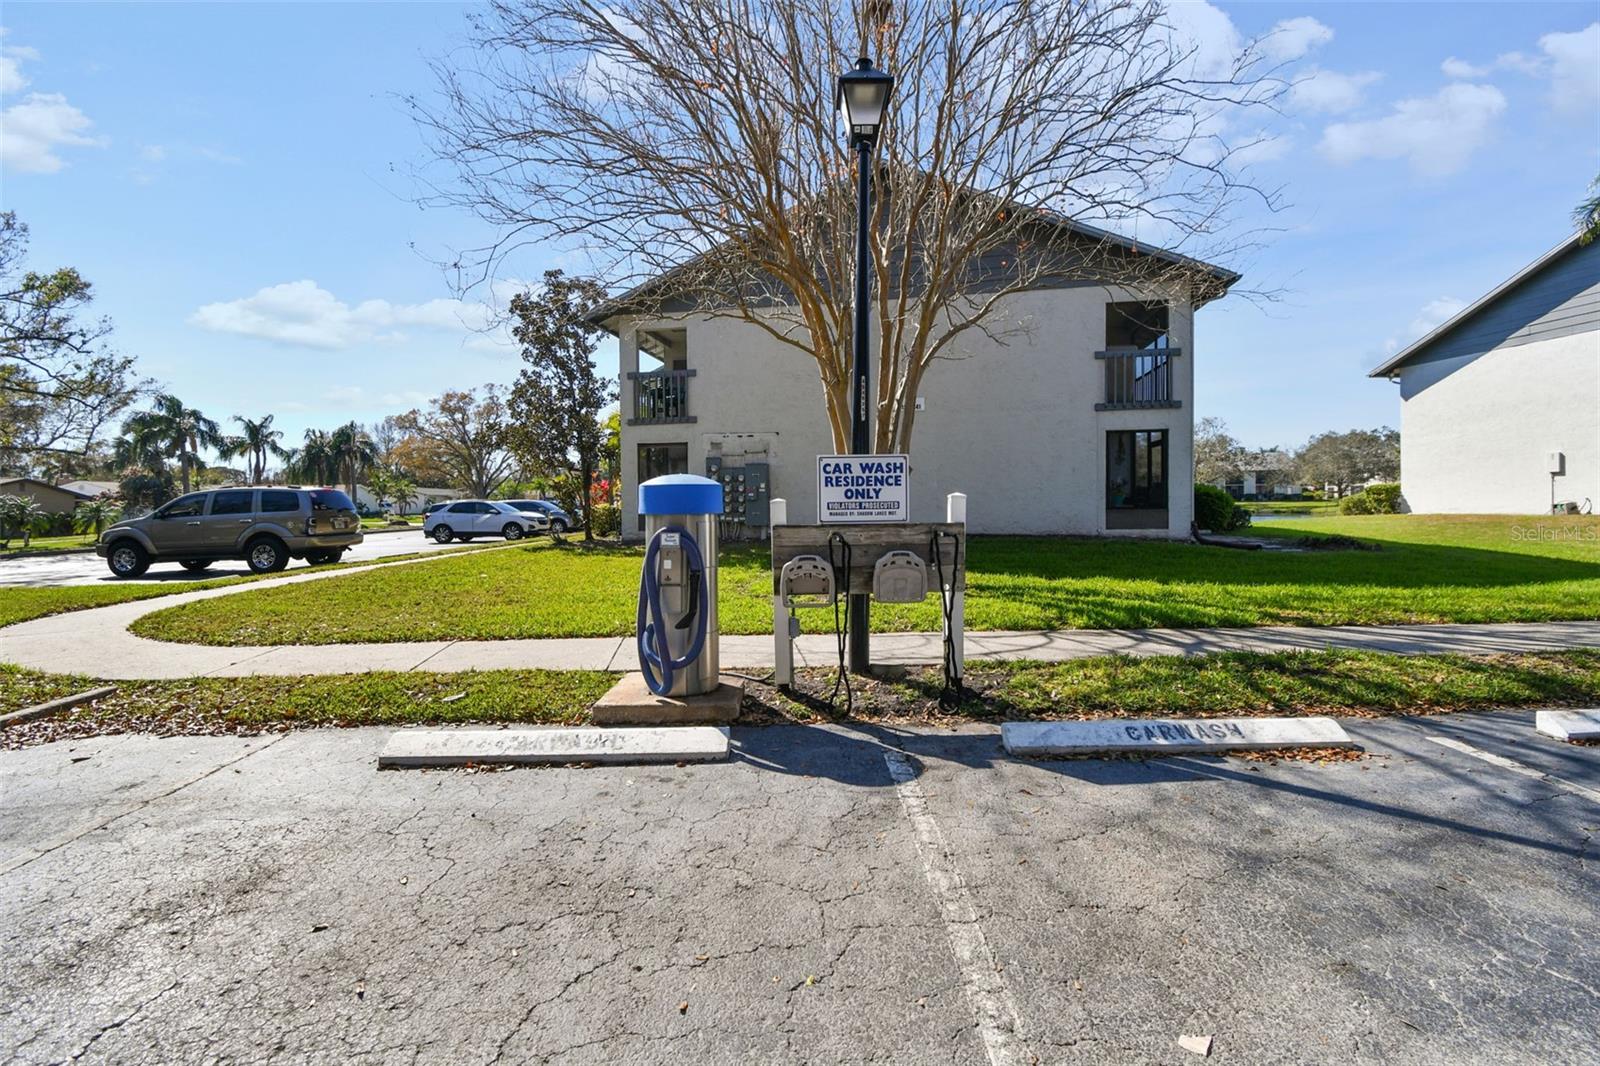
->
[930,530,964,711]
[827,531,852,714]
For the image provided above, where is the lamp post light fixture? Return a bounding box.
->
[836,55,893,674]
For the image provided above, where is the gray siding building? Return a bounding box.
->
[1370,234,1600,514]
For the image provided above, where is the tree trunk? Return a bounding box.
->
[579,459,594,540]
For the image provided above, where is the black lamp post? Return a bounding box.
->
[836,55,893,675]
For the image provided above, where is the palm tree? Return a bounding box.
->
[224,414,288,483]
[112,431,167,474]
[72,498,121,537]
[390,475,418,517]
[297,429,337,485]
[1577,173,1600,246]
[121,393,224,494]
[330,421,378,502]
[275,447,300,484]
[0,494,46,547]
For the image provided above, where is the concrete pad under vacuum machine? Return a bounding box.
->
[378,726,730,768]
[592,673,745,726]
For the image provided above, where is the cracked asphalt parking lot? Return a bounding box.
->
[2,711,1596,1064]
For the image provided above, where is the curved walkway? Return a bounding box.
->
[4,552,1600,678]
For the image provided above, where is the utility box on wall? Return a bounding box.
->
[1548,450,1566,475]
[706,438,773,540]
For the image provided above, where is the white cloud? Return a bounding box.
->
[189,280,503,350]
[1440,57,1486,80]
[1540,23,1600,113]
[140,144,166,162]
[1439,24,1598,114]
[1385,296,1468,353]
[0,30,38,94]
[1,92,104,174]
[1162,0,1243,81]
[0,37,104,174]
[1318,83,1507,177]
[196,145,242,165]
[1262,16,1334,63]
[1290,68,1382,113]
[0,54,28,95]
[1408,296,1467,338]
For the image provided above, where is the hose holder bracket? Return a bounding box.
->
[780,554,836,609]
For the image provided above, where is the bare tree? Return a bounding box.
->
[393,387,518,498]
[1193,416,1245,487]
[417,0,1277,453]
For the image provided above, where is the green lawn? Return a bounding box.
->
[0,543,504,630]
[0,533,98,555]
[126,514,1600,646]
[1240,499,1340,516]
[7,649,1599,745]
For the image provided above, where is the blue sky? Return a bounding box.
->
[2,1,1596,458]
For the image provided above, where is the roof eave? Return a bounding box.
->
[1367,231,1584,378]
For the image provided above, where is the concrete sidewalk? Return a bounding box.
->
[3,554,1599,678]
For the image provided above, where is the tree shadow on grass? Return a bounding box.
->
[953,534,1600,630]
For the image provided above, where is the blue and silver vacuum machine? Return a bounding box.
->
[636,474,723,697]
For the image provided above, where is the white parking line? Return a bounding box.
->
[1425,735,1600,805]
[882,749,1030,1066]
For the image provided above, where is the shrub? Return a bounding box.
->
[1194,484,1250,532]
[1365,483,1403,512]
[589,502,621,538]
[1338,492,1375,515]
[1339,483,1402,516]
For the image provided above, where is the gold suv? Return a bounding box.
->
[96,487,364,578]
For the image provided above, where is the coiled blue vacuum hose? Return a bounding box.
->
[637,525,709,696]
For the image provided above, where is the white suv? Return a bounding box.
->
[423,500,548,543]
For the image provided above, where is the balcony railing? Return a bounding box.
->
[1095,347,1182,410]
[627,368,697,425]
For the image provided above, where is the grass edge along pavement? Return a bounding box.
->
[6,648,1600,747]
[0,541,507,630]
[125,515,1600,647]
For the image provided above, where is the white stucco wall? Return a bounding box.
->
[618,284,1196,538]
[1397,330,1599,514]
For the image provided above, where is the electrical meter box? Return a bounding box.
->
[872,550,929,603]
[1548,450,1566,475]
[706,451,772,540]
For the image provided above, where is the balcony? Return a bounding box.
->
[1095,347,1182,411]
[627,368,697,425]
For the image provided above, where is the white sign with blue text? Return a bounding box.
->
[817,454,909,524]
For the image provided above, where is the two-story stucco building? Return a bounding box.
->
[595,221,1239,540]
[1370,233,1599,515]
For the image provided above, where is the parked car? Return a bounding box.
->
[504,499,575,533]
[423,500,548,544]
[97,487,364,578]
[421,503,449,519]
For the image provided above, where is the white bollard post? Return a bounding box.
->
[770,498,793,686]
[945,493,966,682]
